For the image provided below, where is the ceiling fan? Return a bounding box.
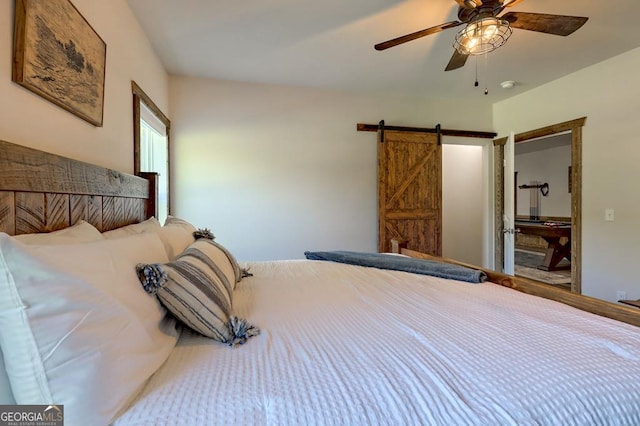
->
[374,0,588,71]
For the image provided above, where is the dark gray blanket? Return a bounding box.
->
[304,250,487,284]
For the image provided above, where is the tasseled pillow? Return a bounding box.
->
[136,239,259,346]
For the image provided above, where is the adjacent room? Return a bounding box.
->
[1,0,639,424]
[514,133,572,288]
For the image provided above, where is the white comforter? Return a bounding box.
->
[116,260,640,425]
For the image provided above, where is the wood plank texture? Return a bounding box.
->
[0,140,154,235]
[494,142,504,270]
[138,172,158,220]
[571,126,583,294]
[494,117,584,293]
[102,196,118,231]
[70,194,88,227]
[15,192,45,234]
[0,139,149,197]
[379,130,442,255]
[86,195,103,230]
[0,192,15,235]
[45,193,70,231]
[493,117,586,146]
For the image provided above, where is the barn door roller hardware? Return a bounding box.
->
[357,122,496,141]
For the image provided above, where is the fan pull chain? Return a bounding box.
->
[473,54,490,95]
[474,56,479,87]
[484,52,489,95]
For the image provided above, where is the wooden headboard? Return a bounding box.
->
[0,140,156,236]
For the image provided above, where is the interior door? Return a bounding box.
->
[503,131,515,275]
[378,130,442,255]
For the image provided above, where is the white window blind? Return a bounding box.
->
[140,103,169,224]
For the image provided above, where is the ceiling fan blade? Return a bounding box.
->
[375,21,463,51]
[502,12,588,36]
[445,49,469,71]
[454,0,482,9]
[499,0,524,7]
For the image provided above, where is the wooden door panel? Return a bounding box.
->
[378,130,442,255]
[386,219,439,252]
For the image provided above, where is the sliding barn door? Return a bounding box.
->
[378,130,442,255]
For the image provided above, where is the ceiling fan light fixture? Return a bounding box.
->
[453,17,512,56]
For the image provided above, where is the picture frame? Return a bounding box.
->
[12,0,106,127]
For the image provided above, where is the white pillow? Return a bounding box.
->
[0,351,15,404]
[102,217,161,239]
[14,220,103,245]
[0,232,179,425]
[5,219,104,406]
[157,215,197,260]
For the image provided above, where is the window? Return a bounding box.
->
[132,81,171,224]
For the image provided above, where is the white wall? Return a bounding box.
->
[493,47,640,302]
[515,142,571,218]
[169,76,493,263]
[442,144,486,266]
[0,0,168,172]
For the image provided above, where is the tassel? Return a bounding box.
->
[135,263,168,295]
[193,228,215,240]
[225,316,260,346]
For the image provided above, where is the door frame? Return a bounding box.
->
[493,117,586,294]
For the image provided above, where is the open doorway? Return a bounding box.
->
[494,117,585,294]
[513,134,572,290]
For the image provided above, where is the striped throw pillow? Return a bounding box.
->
[192,228,251,282]
[136,239,259,345]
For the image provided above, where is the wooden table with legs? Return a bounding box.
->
[515,221,571,271]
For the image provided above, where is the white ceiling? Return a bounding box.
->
[127,0,640,103]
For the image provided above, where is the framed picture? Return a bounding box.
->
[12,0,106,127]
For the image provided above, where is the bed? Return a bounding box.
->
[1,140,639,426]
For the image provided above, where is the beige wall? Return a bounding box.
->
[0,0,168,172]
[494,47,640,303]
[2,0,636,301]
[169,76,493,262]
